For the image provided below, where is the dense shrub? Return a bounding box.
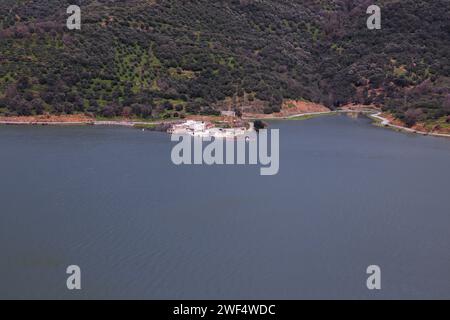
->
[0,0,448,121]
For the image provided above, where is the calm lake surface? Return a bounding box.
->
[1,115,449,299]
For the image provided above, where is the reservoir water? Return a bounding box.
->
[1,114,449,299]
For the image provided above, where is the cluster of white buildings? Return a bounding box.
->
[169,120,249,138]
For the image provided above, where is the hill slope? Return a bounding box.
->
[0,0,449,126]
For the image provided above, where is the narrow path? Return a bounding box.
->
[370,112,450,138]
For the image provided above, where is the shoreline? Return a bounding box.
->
[1,111,450,139]
[0,112,339,126]
[369,112,450,138]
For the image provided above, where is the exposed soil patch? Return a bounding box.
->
[0,114,94,123]
[282,100,331,113]
[243,100,331,119]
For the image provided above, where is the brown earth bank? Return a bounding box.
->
[0,114,95,123]
[282,100,331,113]
[185,114,230,122]
[339,104,380,112]
[0,113,248,128]
[243,100,331,119]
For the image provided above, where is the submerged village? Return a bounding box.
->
[137,109,259,138]
[168,119,253,138]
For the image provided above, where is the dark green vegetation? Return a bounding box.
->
[253,119,268,132]
[1,0,449,125]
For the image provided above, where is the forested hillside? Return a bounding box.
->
[1,0,449,126]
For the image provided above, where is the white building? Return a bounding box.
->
[169,120,249,139]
